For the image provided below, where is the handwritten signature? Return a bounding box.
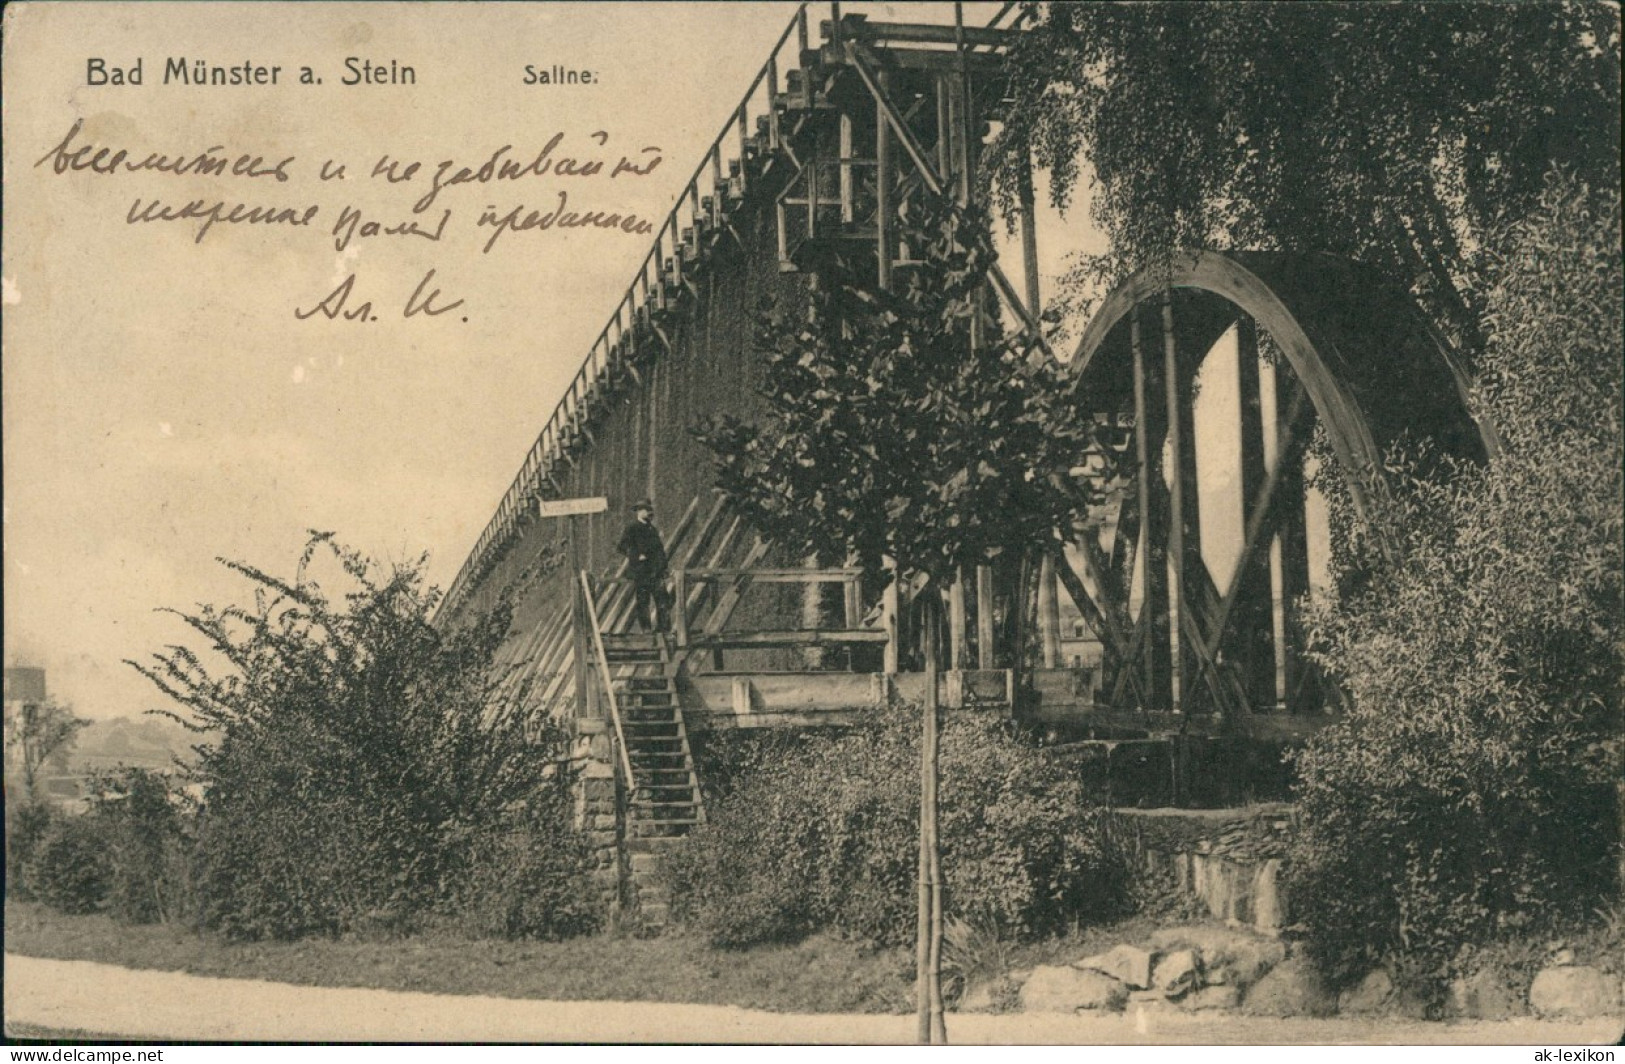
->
[294,268,465,322]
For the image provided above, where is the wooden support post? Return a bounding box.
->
[875,69,892,287]
[797,7,812,107]
[1274,361,1313,713]
[806,153,819,239]
[917,617,945,1045]
[570,516,592,720]
[1233,316,1276,710]
[839,114,854,224]
[1038,556,1060,669]
[843,573,861,629]
[766,56,781,148]
[711,149,725,226]
[975,564,995,670]
[883,559,900,674]
[672,567,690,648]
[1019,153,1060,669]
[1168,292,1203,711]
[949,568,968,670]
[736,104,750,193]
[1132,304,1173,710]
[1163,293,1187,714]
[654,233,669,312]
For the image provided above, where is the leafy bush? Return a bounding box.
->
[447,788,603,941]
[129,535,595,941]
[1289,173,1623,992]
[26,817,110,915]
[665,706,1130,949]
[5,801,60,901]
[89,768,195,925]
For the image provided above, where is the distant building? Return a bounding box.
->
[3,666,49,802]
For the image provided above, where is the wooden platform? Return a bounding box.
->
[680,666,1332,740]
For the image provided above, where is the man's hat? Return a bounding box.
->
[631,498,654,512]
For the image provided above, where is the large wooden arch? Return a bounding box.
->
[1071,250,1491,516]
[1050,251,1493,719]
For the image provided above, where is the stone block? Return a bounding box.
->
[1152,949,1201,995]
[1241,957,1338,1018]
[1338,968,1394,1015]
[1449,968,1528,1021]
[1075,944,1156,990]
[958,976,1017,1014]
[1529,966,1622,1018]
[1019,966,1129,1013]
[1181,985,1242,1012]
[1149,925,1285,989]
[591,814,617,831]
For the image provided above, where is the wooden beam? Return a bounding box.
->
[875,67,893,290]
[975,564,996,670]
[948,568,968,670]
[843,42,1055,360]
[1132,304,1172,710]
[1199,379,1313,679]
[1047,541,1128,663]
[1275,360,1314,714]
[827,18,1020,48]
[690,629,890,650]
[1232,316,1276,709]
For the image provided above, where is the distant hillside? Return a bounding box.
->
[70,714,199,773]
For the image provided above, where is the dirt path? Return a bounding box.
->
[6,954,1622,1045]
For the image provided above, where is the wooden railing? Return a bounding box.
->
[579,570,636,789]
[439,4,816,617]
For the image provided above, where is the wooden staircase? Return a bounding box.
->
[593,629,706,929]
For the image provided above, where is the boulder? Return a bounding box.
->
[1448,968,1528,1021]
[1149,925,1285,989]
[1152,949,1202,996]
[959,977,1007,1014]
[1338,969,1395,1015]
[1529,966,1621,1018]
[1075,944,1156,989]
[1241,956,1339,1018]
[1020,965,1130,1013]
[1181,985,1243,1012]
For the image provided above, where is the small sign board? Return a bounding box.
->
[537,496,609,519]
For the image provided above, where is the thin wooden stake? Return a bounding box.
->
[925,621,946,1044]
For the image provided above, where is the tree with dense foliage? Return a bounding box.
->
[128,534,598,940]
[988,1,1621,353]
[1289,174,1622,996]
[697,195,1109,593]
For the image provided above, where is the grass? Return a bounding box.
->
[5,901,1198,1017]
[5,901,917,1015]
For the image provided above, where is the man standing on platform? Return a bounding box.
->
[616,498,669,632]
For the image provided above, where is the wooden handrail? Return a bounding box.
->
[602,567,863,584]
[580,570,637,789]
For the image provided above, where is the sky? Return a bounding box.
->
[4,1,1084,721]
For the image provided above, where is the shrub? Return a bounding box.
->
[88,768,196,925]
[666,705,1130,949]
[129,535,594,941]
[1289,173,1623,992]
[4,800,59,901]
[27,816,110,915]
[447,786,604,941]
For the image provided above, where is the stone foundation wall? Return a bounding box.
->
[1118,807,1294,934]
[573,718,626,915]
